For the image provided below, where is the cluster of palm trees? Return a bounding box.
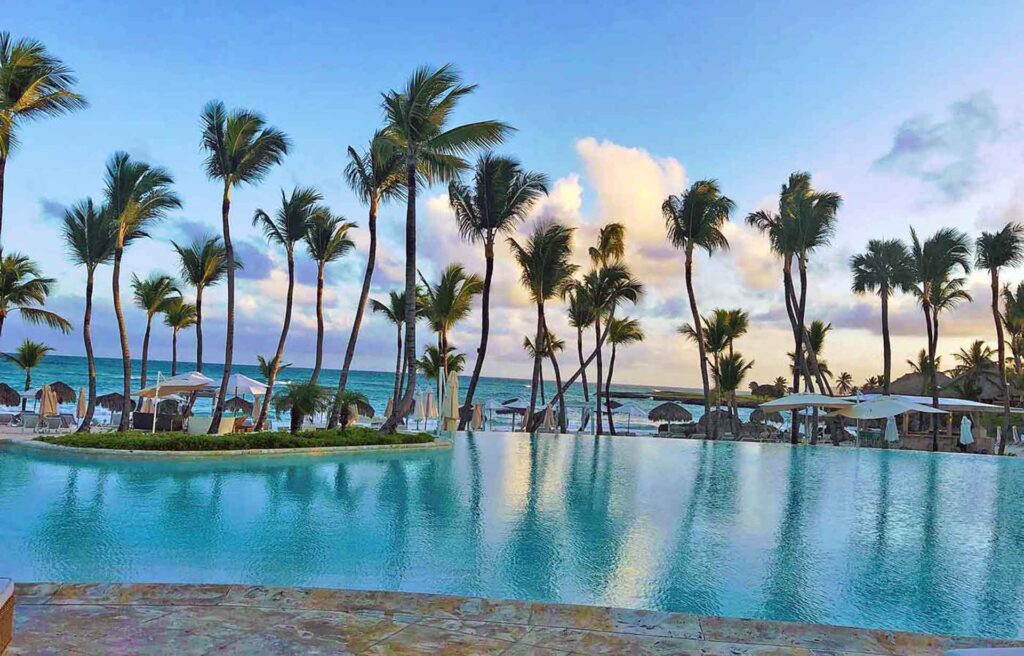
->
[678,308,751,434]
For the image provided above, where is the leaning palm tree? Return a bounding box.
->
[130,273,180,388]
[976,222,1024,453]
[200,100,290,432]
[419,263,483,404]
[1,338,53,410]
[850,238,915,394]
[508,221,578,423]
[304,208,355,383]
[663,180,733,437]
[604,317,644,434]
[250,186,321,431]
[331,132,404,415]
[371,291,409,404]
[835,372,854,396]
[0,32,87,240]
[379,64,511,432]
[172,235,234,372]
[0,251,71,337]
[566,287,595,402]
[909,227,972,450]
[449,153,548,428]
[163,298,196,376]
[104,152,182,430]
[713,352,755,435]
[61,198,116,431]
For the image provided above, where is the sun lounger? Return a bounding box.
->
[0,577,12,654]
[19,413,38,431]
[0,414,12,427]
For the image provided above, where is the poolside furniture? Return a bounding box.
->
[0,414,12,428]
[131,412,184,432]
[0,577,12,654]
[187,415,236,435]
[38,416,62,433]
[20,413,39,432]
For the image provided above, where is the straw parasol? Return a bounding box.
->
[0,382,19,407]
[96,393,135,412]
[355,399,375,418]
[384,397,394,418]
[76,388,86,418]
[441,371,459,433]
[647,401,692,423]
[40,385,58,417]
[47,381,76,404]
[541,405,556,431]
[223,396,254,414]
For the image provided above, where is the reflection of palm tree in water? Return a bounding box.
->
[907,457,957,634]
[459,434,485,592]
[377,460,411,589]
[977,462,1024,637]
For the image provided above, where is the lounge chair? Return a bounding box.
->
[37,416,62,433]
[20,413,39,432]
[1,577,12,654]
[0,414,13,427]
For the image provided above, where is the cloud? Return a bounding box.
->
[233,240,274,280]
[38,198,65,222]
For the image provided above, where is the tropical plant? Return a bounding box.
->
[605,317,644,434]
[256,354,291,380]
[835,371,854,396]
[130,272,180,388]
[163,297,196,376]
[419,263,482,404]
[104,152,181,430]
[789,320,832,379]
[663,179,733,437]
[378,64,511,432]
[449,153,548,428]
[61,198,116,431]
[566,287,595,402]
[417,344,467,381]
[976,222,1024,453]
[1,338,52,409]
[371,291,411,404]
[953,339,996,380]
[589,222,626,266]
[172,234,234,372]
[712,352,755,434]
[679,308,742,407]
[850,238,915,394]
[250,186,321,430]
[508,221,578,423]
[273,381,332,434]
[1003,282,1024,379]
[200,100,290,432]
[335,389,370,427]
[0,32,87,240]
[0,251,71,337]
[907,349,941,395]
[304,208,355,383]
[522,330,567,426]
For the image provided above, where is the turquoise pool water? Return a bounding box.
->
[1,434,1022,638]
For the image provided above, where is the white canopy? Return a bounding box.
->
[611,402,647,417]
[844,393,1011,414]
[215,373,267,396]
[134,371,215,398]
[830,395,948,419]
[759,393,853,411]
[501,398,530,410]
[19,387,39,399]
[484,398,506,411]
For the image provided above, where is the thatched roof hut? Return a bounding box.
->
[887,371,953,396]
[96,393,136,412]
[223,396,253,414]
[46,381,76,404]
[647,402,692,423]
[0,382,19,407]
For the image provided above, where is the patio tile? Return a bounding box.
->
[519,625,818,655]
[419,616,531,642]
[363,623,513,655]
[528,602,702,639]
[11,582,60,604]
[206,608,411,655]
[48,582,229,606]
[221,585,383,613]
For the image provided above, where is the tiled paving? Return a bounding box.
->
[7,583,1024,655]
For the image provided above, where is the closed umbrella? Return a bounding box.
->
[541,405,556,431]
[471,403,484,431]
[384,397,394,419]
[960,416,974,446]
[884,416,899,443]
[40,385,57,417]
[441,371,459,434]
[426,391,438,421]
[414,389,426,428]
[76,388,86,419]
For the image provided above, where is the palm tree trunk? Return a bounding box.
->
[393,326,403,404]
[593,318,605,436]
[140,318,153,389]
[195,286,204,372]
[78,268,97,432]
[991,270,1011,454]
[797,258,827,394]
[171,328,179,376]
[334,196,378,423]
[459,237,494,430]
[0,155,6,241]
[382,157,418,433]
[22,369,30,412]
[210,181,234,433]
[784,261,805,444]
[527,301,545,427]
[310,261,326,384]
[534,320,613,431]
[255,255,295,431]
[548,346,567,432]
[881,291,892,395]
[577,326,590,402]
[684,249,712,440]
[923,300,939,451]
[539,362,546,404]
[112,248,132,431]
[606,343,618,435]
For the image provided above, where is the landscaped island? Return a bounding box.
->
[40,427,434,452]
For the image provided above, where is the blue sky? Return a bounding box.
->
[5,1,1024,386]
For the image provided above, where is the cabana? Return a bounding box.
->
[46,381,76,404]
[0,383,19,408]
[134,371,216,433]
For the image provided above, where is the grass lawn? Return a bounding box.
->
[40,427,435,451]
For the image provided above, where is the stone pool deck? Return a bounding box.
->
[7,583,1023,655]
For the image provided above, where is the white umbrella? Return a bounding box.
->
[414,389,426,427]
[471,403,484,431]
[960,416,974,446]
[135,371,214,398]
[884,416,899,443]
[441,371,459,434]
[541,405,556,431]
[76,388,86,419]
[425,391,438,420]
[612,402,646,433]
[760,393,853,411]
[830,395,948,419]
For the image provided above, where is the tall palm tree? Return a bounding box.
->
[712,352,755,435]
[250,186,320,431]
[850,238,915,394]
[450,153,548,428]
[976,222,1024,453]
[1002,282,1024,379]
[566,287,595,402]
[521,330,567,430]
[605,317,644,434]
[304,208,355,383]
[130,273,180,388]
[663,180,733,437]
[790,320,833,381]
[910,226,972,450]
[61,198,116,431]
[417,344,466,382]
[172,235,233,372]
[104,152,181,430]
[508,221,578,423]
[200,100,290,432]
[0,251,71,337]
[419,263,483,406]
[953,339,995,380]
[589,222,626,266]
[1,338,52,410]
[835,372,854,395]
[0,32,87,240]
[379,64,511,432]
[371,291,409,404]
[163,298,196,376]
[679,309,736,411]
[332,132,404,413]
[257,354,291,380]
[907,349,942,395]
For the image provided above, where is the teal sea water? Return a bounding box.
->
[1,434,1022,638]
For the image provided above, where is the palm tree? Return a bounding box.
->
[772,376,789,396]
[371,291,410,404]
[1003,282,1024,380]
[663,180,733,437]
[379,64,511,432]
[953,339,996,381]
[605,317,644,434]
[419,263,483,405]
[909,226,972,450]
[257,354,291,380]
[1,338,53,410]
[130,273,180,388]
[835,372,854,396]
[417,344,467,382]
[163,298,196,376]
[508,221,578,424]
[61,198,116,431]
[450,153,548,428]
[250,186,321,431]
[712,352,755,434]
[172,235,233,372]
[976,223,1024,453]
[907,349,941,395]
[679,312,730,408]
[104,152,181,430]
[273,381,331,434]
[0,33,87,240]
[589,222,626,266]
[0,251,71,337]
[793,320,832,381]
[332,132,404,413]
[334,389,371,428]
[521,330,567,430]
[566,288,595,402]
[200,100,290,432]
[304,208,355,383]
[850,238,915,395]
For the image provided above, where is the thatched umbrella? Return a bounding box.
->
[0,382,19,407]
[223,396,253,414]
[647,401,692,423]
[47,381,76,404]
[698,409,733,429]
[750,408,782,423]
[96,392,136,412]
[355,399,375,418]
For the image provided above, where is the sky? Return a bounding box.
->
[5,0,1024,388]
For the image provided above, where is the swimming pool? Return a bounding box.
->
[1,433,1022,638]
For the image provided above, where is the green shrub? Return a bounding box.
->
[40,427,434,451]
